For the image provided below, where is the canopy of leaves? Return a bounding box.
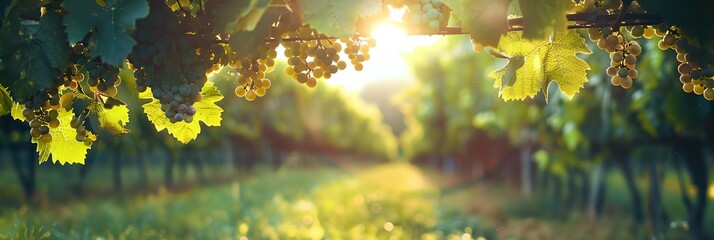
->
[11,103,95,164]
[63,0,149,66]
[297,0,381,37]
[0,11,69,101]
[139,81,223,144]
[489,30,591,101]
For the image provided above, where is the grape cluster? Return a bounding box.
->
[85,59,120,97]
[590,28,641,89]
[21,89,62,143]
[129,1,223,123]
[403,0,445,32]
[280,26,374,88]
[670,38,714,100]
[69,109,93,146]
[228,25,281,101]
[57,64,84,91]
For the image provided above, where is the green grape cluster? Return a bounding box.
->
[669,37,714,100]
[60,64,84,90]
[281,26,374,88]
[404,0,446,32]
[69,109,93,146]
[21,88,62,143]
[59,43,91,91]
[85,59,120,98]
[231,54,275,101]
[129,1,223,123]
[228,24,282,101]
[591,28,641,89]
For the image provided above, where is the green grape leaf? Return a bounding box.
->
[71,94,130,136]
[297,0,382,38]
[518,0,571,39]
[228,7,284,57]
[208,0,271,33]
[488,31,591,101]
[11,103,94,165]
[0,85,11,116]
[139,81,223,143]
[638,1,714,50]
[444,0,510,47]
[0,11,69,101]
[62,0,149,66]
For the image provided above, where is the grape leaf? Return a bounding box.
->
[11,103,95,165]
[71,94,130,136]
[297,0,382,37]
[488,30,592,101]
[139,81,223,143]
[228,7,285,57]
[0,11,69,101]
[63,0,149,66]
[638,1,714,50]
[518,0,571,39]
[443,0,510,47]
[208,0,271,33]
[0,85,11,116]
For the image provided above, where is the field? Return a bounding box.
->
[1,160,710,240]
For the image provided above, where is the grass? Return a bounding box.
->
[0,163,483,240]
[0,160,711,240]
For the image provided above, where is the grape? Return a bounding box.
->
[694,84,705,95]
[617,68,629,78]
[245,90,257,101]
[643,27,655,38]
[628,69,639,79]
[627,43,641,56]
[683,82,694,93]
[235,86,246,97]
[704,88,714,100]
[40,134,52,143]
[611,76,622,86]
[30,119,42,128]
[680,74,692,84]
[606,67,617,77]
[30,128,41,139]
[49,119,60,128]
[174,113,185,121]
[39,125,50,135]
[621,77,633,89]
[630,25,644,38]
[625,55,637,65]
[22,108,35,120]
[678,63,692,75]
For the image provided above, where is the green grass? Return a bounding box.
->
[0,163,483,240]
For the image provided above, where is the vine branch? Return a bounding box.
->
[248,12,663,42]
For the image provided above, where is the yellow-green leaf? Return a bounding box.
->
[12,103,94,164]
[139,81,223,143]
[489,30,592,101]
[90,103,130,135]
[0,86,11,116]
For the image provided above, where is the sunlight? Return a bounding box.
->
[325,21,442,92]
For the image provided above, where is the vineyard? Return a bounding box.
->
[1,0,714,239]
